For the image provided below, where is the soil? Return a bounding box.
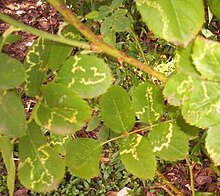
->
[0,0,219,195]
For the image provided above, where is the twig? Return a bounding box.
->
[46,0,168,84]
[0,13,91,50]
[185,157,196,196]
[156,170,185,196]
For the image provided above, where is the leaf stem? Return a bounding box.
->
[185,156,195,196]
[46,0,168,84]
[0,13,91,50]
[130,27,148,66]
[156,170,185,196]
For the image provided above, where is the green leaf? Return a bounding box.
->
[163,73,195,106]
[100,85,135,133]
[0,53,26,90]
[56,55,113,98]
[85,11,99,19]
[132,82,164,124]
[18,122,65,192]
[24,38,50,96]
[4,34,21,44]
[110,0,124,10]
[147,122,189,161]
[135,0,204,47]
[47,42,72,71]
[176,116,200,140]
[192,36,220,82]
[86,116,100,132]
[49,134,71,156]
[181,80,220,128]
[206,124,220,165]
[208,0,220,19]
[112,16,130,32]
[119,134,156,179]
[0,91,26,137]
[61,25,82,40]
[36,83,91,135]
[98,125,110,143]
[175,43,200,76]
[65,138,102,179]
[0,137,15,196]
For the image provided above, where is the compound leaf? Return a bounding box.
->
[135,0,204,47]
[36,83,91,135]
[0,53,25,90]
[100,85,135,133]
[147,122,189,161]
[206,124,220,165]
[66,138,102,179]
[132,82,164,124]
[56,55,113,99]
[119,134,156,179]
[0,91,26,137]
[18,122,65,192]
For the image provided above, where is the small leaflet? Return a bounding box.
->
[56,54,113,99]
[18,122,65,192]
[147,122,188,161]
[36,83,91,135]
[0,90,26,137]
[100,85,135,133]
[132,82,164,124]
[135,0,204,47]
[119,134,156,179]
[65,138,102,179]
[206,124,220,165]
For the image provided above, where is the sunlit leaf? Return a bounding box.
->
[0,53,25,90]
[18,122,65,192]
[147,122,189,161]
[119,134,156,179]
[135,0,204,47]
[132,82,164,124]
[56,55,113,98]
[181,80,220,128]
[66,138,102,179]
[100,85,135,133]
[0,137,15,196]
[0,91,26,137]
[192,36,220,82]
[175,43,200,76]
[163,73,194,106]
[36,83,91,135]
[206,124,220,165]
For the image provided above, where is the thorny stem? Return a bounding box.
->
[46,0,168,84]
[185,156,196,196]
[156,170,185,196]
[0,13,91,50]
